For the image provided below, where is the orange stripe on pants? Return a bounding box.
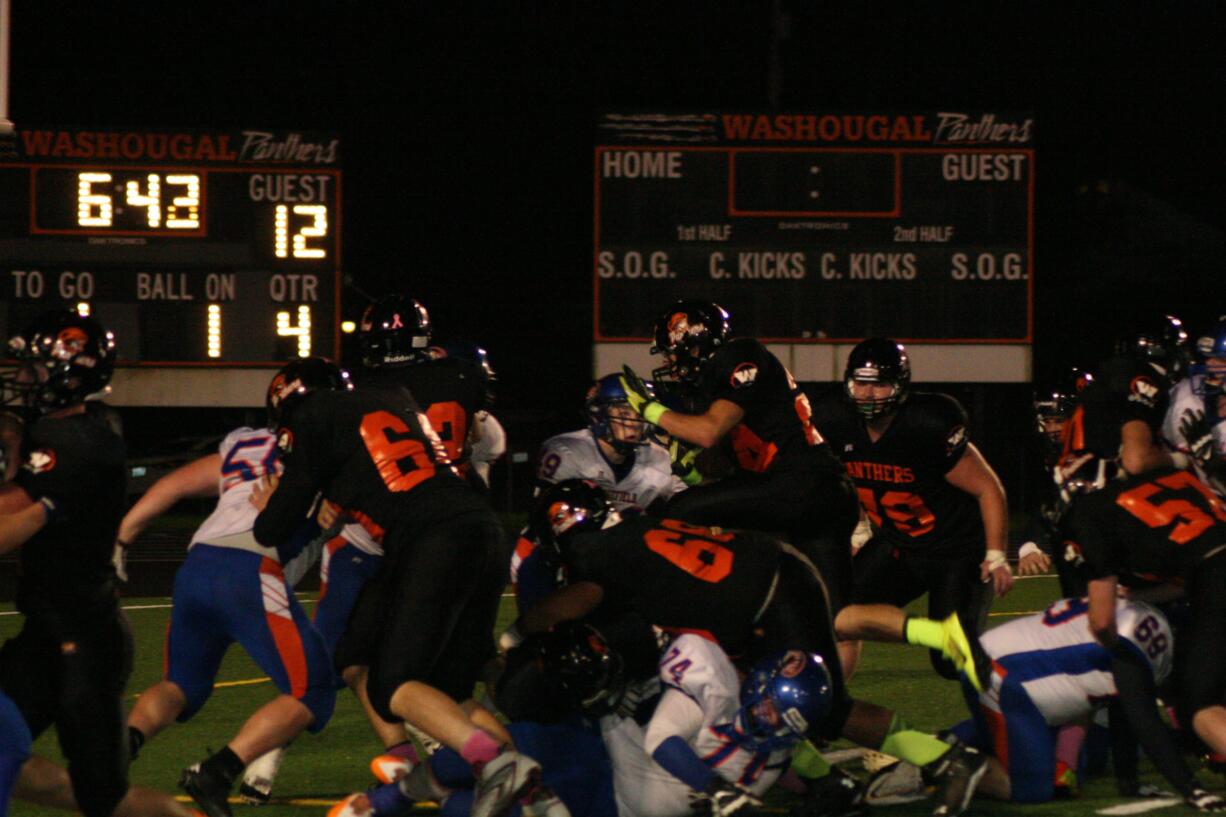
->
[259,557,308,698]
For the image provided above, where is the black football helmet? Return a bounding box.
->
[265,356,353,430]
[437,340,497,405]
[537,621,628,716]
[1118,314,1189,381]
[358,294,432,368]
[1,309,116,416]
[532,479,611,564]
[650,299,731,383]
[843,338,911,421]
[1033,366,1094,461]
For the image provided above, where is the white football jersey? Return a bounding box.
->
[979,598,1173,726]
[602,634,791,817]
[536,430,684,512]
[1162,376,1226,496]
[191,427,280,551]
[337,517,385,557]
[470,411,506,486]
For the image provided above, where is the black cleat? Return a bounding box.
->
[924,740,988,817]
[179,761,234,817]
[793,768,867,817]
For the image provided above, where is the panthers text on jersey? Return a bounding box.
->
[978,597,1173,726]
[813,391,980,557]
[566,515,780,654]
[1063,354,1169,461]
[14,409,126,625]
[1065,465,1226,585]
[536,429,683,512]
[698,338,833,475]
[1162,375,1226,496]
[602,634,792,817]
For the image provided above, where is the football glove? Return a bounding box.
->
[669,437,703,485]
[620,366,668,426]
[690,778,762,816]
[1179,408,1217,468]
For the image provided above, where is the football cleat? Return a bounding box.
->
[938,612,992,693]
[370,753,414,785]
[327,793,373,817]
[239,745,286,805]
[1052,760,1078,798]
[471,750,542,817]
[521,784,572,817]
[178,761,234,817]
[800,768,867,817]
[924,741,987,817]
[860,748,900,774]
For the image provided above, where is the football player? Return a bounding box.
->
[115,362,339,817]
[1163,317,1226,497]
[513,480,993,817]
[252,356,539,817]
[811,338,1012,681]
[1060,446,1226,769]
[0,310,133,817]
[619,300,860,612]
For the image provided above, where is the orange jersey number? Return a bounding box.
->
[857,487,937,537]
[360,410,437,493]
[425,401,469,462]
[644,518,735,583]
[1116,469,1226,545]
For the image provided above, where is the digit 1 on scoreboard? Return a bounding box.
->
[207,304,222,358]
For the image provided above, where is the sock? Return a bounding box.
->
[790,740,832,779]
[203,745,247,786]
[1054,723,1087,771]
[458,730,502,769]
[879,714,950,767]
[903,616,945,650]
[386,740,420,764]
[128,726,146,761]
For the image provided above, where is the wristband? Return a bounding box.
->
[984,549,1008,571]
[115,537,131,549]
[1017,542,1041,559]
[642,401,667,426]
[38,496,60,523]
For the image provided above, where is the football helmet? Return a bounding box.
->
[650,299,731,383]
[537,621,627,716]
[1054,451,1122,510]
[738,650,833,753]
[1,309,116,415]
[585,373,651,453]
[1119,314,1189,381]
[438,340,497,405]
[358,295,432,368]
[1033,367,1094,458]
[265,357,353,430]
[531,479,611,564]
[1195,318,1226,395]
[844,338,911,421]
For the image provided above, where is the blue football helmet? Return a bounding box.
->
[585,373,651,452]
[1195,318,1226,396]
[738,650,833,752]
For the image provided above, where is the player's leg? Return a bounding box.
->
[1182,554,1226,756]
[833,536,924,678]
[13,756,199,817]
[974,678,1056,802]
[53,611,134,817]
[920,552,992,680]
[0,690,31,817]
[182,554,335,816]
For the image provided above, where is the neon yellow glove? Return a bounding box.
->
[620,365,668,425]
[669,437,703,485]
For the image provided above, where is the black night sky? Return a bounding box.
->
[8,2,1226,420]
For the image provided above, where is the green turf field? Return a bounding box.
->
[4,575,1220,816]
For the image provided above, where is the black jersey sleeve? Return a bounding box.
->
[910,393,971,474]
[1063,493,1118,580]
[703,339,773,410]
[254,399,330,547]
[14,421,112,523]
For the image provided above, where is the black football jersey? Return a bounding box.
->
[698,338,831,474]
[565,515,780,653]
[13,409,127,623]
[1066,466,1226,585]
[362,358,488,468]
[812,391,980,556]
[253,386,486,552]
[1063,354,1169,459]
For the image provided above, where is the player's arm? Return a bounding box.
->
[643,686,716,791]
[0,490,52,555]
[1119,419,1173,475]
[116,453,221,546]
[513,581,604,638]
[253,466,321,548]
[944,442,1013,594]
[653,399,745,450]
[1087,575,1119,647]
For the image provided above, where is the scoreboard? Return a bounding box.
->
[594,111,1035,381]
[0,127,341,368]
